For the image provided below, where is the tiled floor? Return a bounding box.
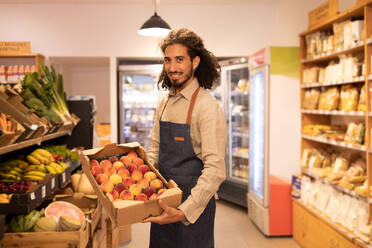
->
[120,200,301,248]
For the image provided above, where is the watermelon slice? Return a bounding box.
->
[45,201,85,223]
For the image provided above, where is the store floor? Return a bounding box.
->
[120,199,300,248]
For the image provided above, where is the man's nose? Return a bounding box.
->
[168,61,177,71]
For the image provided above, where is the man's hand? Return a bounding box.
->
[143,199,185,225]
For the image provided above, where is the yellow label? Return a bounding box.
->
[0,41,31,55]
[308,0,338,28]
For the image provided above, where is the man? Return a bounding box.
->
[144,28,227,248]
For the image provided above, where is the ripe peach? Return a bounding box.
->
[113,161,124,171]
[91,165,104,177]
[120,156,132,166]
[150,179,163,190]
[123,177,134,187]
[138,178,149,189]
[100,160,112,170]
[149,193,158,201]
[90,159,99,168]
[109,174,123,185]
[143,186,156,198]
[114,183,128,194]
[144,171,157,182]
[109,156,119,164]
[129,184,142,196]
[120,190,134,200]
[138,165,150,175]
[135,193,148,202]
[127,151,138,159]
[126,164,137,174]
[96,173,109,185]
[132,157,144,167]
[157,188,167,195]
[131,170,143,182]
[107,190,119,200]
[118,168,130,178]
[104,167,116,177]
[100,181,114,193]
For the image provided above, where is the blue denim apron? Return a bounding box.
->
[149,87,216,248]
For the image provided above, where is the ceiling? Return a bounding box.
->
[0,0,273,4]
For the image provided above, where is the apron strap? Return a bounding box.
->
[186,87,200,124]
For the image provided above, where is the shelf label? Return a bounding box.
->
[308,0,338,28]
[62,173,66,183]
[30,124,38,130]
[30,192,35,200]
[51,178,55,189]
[42,186,46,199]
[0,41,31,55]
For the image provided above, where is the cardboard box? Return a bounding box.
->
[82,142,182,227]
[0,118,25,146]
[119,224,131,244]
[292,175,302,199]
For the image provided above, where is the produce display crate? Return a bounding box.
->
[82,142,182,228]
[0,214,5,240]
[0,218,89,248]
[57,166,72,189]
[0,119,25,146]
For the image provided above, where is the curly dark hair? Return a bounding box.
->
[158,28,220,90]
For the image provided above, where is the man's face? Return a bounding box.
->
[164,44,199,90]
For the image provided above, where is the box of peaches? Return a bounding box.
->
[81,142,182,227]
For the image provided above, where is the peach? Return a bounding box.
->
[96,173,109,185]
[126,164,137,174]
[118,168,130,178]
[91,165,104,177]
[138,178,149,189]
[107,190,119,200]
[100,181,114,193]
[150,179,163,190]
[120,156,132,166]
[104,167,116,177]
[100,160,112,170]
[120,190,134,200]
[113,161,124,171]
[129,184,142,196]
[109,174,123,185]
[149,193,158,201]
[114,183,128,194]
[144,171,157,182]
[127,151,138,159]
[157,188,167,195]
[143,186,156,198]
[90,159,99,168]
[131,170,143,182]
[138,165,150,175]
[109,156,119,164]
[133,157,144,167]
[123,177,134,187]
[135,193,148,202]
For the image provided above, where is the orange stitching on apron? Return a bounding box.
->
[174,137,185,141]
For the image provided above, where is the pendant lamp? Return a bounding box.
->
[138,0,171,37]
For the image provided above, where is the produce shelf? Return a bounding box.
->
[301,134,366,152]
[301,168,367,202]
[301,109,368,116]
[232,152,249,159]
[0,129,72,155]
[301,76,365,88]
[231,131,249,138]
[301,42,364,64]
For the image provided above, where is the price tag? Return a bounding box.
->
[51,178,55,189]
[42,186,46,199]
[30,192,35,200]
[62,173,66,183]
[30,124,38,130]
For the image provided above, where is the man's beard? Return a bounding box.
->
[168,68,194,90]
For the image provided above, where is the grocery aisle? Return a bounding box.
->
[120,200,300,248]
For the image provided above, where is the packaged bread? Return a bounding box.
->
[301,148,315,168]
[339,84,359,111]
[318,87,339,110]
[357,85,366,111]
[332,154,350,174]
[344,122,365,145]
[303,89,320,109]
[308,150,324,169]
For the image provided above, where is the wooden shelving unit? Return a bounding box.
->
[296,1,372,248]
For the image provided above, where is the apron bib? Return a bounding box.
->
[149,87,216,248]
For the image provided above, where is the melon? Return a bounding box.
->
[45,201,85,224]
[33,216,58,232]
[58,216,82,231]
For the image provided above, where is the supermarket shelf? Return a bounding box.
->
[232,152,249,159]
[301,76,365,88]
[0,129,72,155]
[295,199,367,245]
[301,42,364,64]
[227,175,248,185]
[232,131,249,138]
[231,91,249,97]
[367,38,372,45]
[301,134,366,152]
[301,109,368,116]
[301,168,367,202]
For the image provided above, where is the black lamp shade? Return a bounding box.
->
[138,12,171,37]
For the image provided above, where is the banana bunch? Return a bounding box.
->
[26,149,53,165]
[0,160,28,182]
[0,193,12,203]
[23,164,47,181]
[7,210,42,233]
[46,161,67,175]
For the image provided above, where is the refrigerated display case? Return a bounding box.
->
[216,58,249,208]
[118,64,164,150]
[247,46,300,236]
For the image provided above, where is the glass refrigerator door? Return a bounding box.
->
[226,64,249,184]
[249,64,269,207]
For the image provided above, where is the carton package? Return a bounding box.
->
[82,142,182,227]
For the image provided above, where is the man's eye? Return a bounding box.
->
[177,58,183,62]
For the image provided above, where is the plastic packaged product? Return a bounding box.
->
[308,151,324,169]
[318,87,339,110]
[301,148,313,168]
[339,84,359,111]
[358,86,366,111]
[303,89,320,109]
[332,154,350,174]
[344,122,365,144]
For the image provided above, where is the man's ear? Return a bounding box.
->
[192,56,200,70]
